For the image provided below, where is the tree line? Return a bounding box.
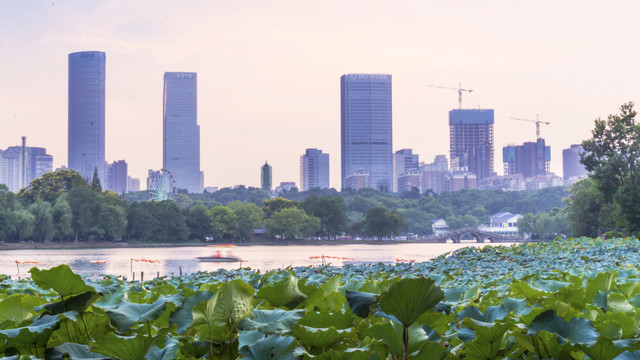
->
[0,166,573,243]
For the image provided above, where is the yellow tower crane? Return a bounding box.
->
[428,83,473,109]
[510,115,550,140]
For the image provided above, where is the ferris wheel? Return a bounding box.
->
[149,169,177,201]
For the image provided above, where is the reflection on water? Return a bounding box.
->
[1,242,515,279]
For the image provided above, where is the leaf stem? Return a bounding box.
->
[402,325,408,360]
[80,312,92,341]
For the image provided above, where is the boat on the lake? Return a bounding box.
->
[197,255,241,263]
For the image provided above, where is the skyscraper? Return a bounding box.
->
[502,139,550,178]
[163,72,202,193]
[393,149,419,192]
[68,51,106,185]
[341,74,393,191]
[563,144,588,184]
[261,162,272,191]
[107,160,128,194]
[449,109,494,180]
[0,140,53,193]
[300,148,330,191]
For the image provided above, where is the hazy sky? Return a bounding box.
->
[2,1,639,189]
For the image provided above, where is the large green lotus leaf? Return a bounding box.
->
[510,280,546,302]
[379,277,444,327]
[239,330,265,349]
[92,332,155,360]
[146,336,179,360]
[443,286,465,304]
[34,291,101,315]
[345,290,377,318]
[619,282,640,299]
[528,330,574,359]
[0,295,45,327]
[257,275,307,309]
[50,311,111,344]
[608,292,636,315]
[578,337,627,360]
[617,351,640,360]
[367,321,427,357]
[168,291,212,334]
[29,265,94,298]
[306,291,346,313]
[44,343,109,360]
[456,305,507,323]
[190,279,254,342]
[178,341,213,359]
[0,314,61,348]
[417,311,454,338]
[598,311,640,339]
[528,309,598,344]
[463,318,512,349]
[501,297,532,315]
[299,310,353,330]
[586,271,617,303]
[595,290,609,309]
[238,309,304,334]
[414,341,448,360]
[106,297,171,332]
[293,325,353,349]
[239,334,298,360]
[597,320,624,340]
[532,279,570,292]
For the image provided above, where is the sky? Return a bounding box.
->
[1,1,640,190]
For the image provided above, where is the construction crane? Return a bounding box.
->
[510,114,550,139]
[428,82,473,109]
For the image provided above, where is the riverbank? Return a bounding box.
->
[0,237,540,251]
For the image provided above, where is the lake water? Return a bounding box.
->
[2,242,516,279]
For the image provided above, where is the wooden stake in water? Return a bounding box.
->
[141,271,144,282]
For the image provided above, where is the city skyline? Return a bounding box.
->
[2,2,640,189]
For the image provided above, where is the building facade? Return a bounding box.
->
[127,176,140,192]
[0,142,53,193]
[343,169,370,190]
[341,74,393,191]
[393,149,419,192]
[563,144,588,185]
[300,148,330,191]
[449,109,494,180]
[503,139,550,178]
[107,160,128,194]
[420,155,448,194]
[163,72,202,193]
[68,51,106,185]
[261,162,272,192]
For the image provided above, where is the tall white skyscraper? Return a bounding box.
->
[163,72,202,193]
[301,148,330,191]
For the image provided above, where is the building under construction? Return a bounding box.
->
[448,109,495,180]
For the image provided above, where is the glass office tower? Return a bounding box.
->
[68,51,106,185]
[301,148,330,191]
[163,72,202,193]
[341,74,393,191]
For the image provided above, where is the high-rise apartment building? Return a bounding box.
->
[107,160,128,194]
[68,51,106,185]
[163,72,202,193]
[503,139,550,178]
[420,155,448,194]
[449,109,494,180]
[393,149,419,192]
[563,144,588,185]
[300,148,330,191]
[127,176,140,192]
[261,162,272,192]
[341,74,393,191]
[0,140,53,193]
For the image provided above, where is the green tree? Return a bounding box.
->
[363,207,406,240]
[302,196,347,239]
[185,204,213,241]
[14,208,35,241]
[581,102,640,234]
[399,208,433,235]
[18,169,86,203]
[227,201,264,241]
[91,167,102,192]
[67,185,98,241]
[126,202,158,242]
[52,194,73,241]
[262,198,299,219]
[266,207,321,240]
[29,200,55,242]
[564,178,617,237]
[207,206,238,241]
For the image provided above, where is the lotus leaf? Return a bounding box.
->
[106,298,172,333]
[239,334,298,360]
[528,309,599,344]
[92,332,156,360]
[168,291,212,334]
[146,336,180,360]
[256,275,307,309]
[293,325,353,350]
[379,277,444,327]
[345,290,377,318]
[367,321,427,357]
[0,314,61,348]
[29,265,94,298]
[44,343,109,360]
[34,291,100,315]
[238,309,304,334]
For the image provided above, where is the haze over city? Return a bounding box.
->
[1,1,639,189]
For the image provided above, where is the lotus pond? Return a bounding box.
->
[3,237,640,359]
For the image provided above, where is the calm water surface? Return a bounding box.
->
[2,242,515,279]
